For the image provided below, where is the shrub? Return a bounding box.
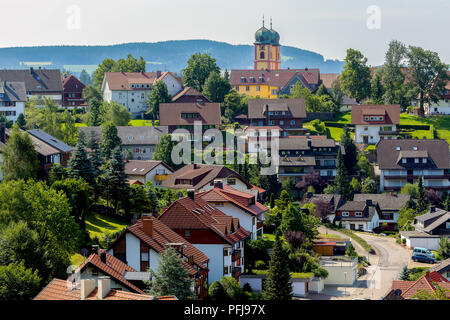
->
[255,260,266,269]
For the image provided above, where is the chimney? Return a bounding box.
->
[213,179,223,189]
[430,206,436,213]
[307,139,312,148]
[187,189,195,201]
[193,163,199,169]
[80,279,96,300]
[97,276,111,300]
[29,67,34,74]
[265,104,269,124]
[366,199,373,206]
[156,70,162,78]
[0,122,6,144]
[142,214,154,237]
[91,245,99,255]
[100,251,107,264]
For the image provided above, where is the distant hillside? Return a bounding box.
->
[0,40,344,75]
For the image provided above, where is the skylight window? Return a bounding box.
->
[396,147,401,151]
[413,146,418,150]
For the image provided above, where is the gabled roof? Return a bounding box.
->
[0,69,63,93]
[78,126,168,146]
[0,81,27,102]
[430,258,450,274]
[336,201,380,222]
[377,139,450,170]
[28,129,73,153]
[61,75,85,91]
[5,128,60,156]
[351,105,400,125]
[124,160,173,176]
[391,271,450,299]
[230,69,320,87]
[302,194,342,212]
[76,251,144,294]
[158,195,250,245]
[247,98,306,119]
[34,278,155,300]
[159,102,221,126]
[110,217,209,276]
[103,72,159,91]
[353,194,411,211]
[198,185,268,217]
[162,164,253,191]
[172,86,210,102]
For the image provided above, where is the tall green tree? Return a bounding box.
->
[92,54,145,87]
[146,246,195,300]
[182,53,220,91]
[370,68,384,104]
[407,46,449,115]
[203,71,231,103]
[68,131,95,185]
[340,127,358,175]
[93,58,116,87]
[100,101,131,126]
[334,148,352,201]
[263,234,292,300]
[330,79,344,108]
[83,85,103,126]
[382,40,407,105]
[0,262,41,300]
[145,80,171,120]
[16,113,26,129]
[61,110,78,146]
[101,122,122,160]
[416,177,429,213]
[0,127,38,181]
[79,69,92,85]
[340,48,371,102]
[152,134,179,170]
[315,83,330,97]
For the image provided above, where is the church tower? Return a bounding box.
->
[254,17,281,70]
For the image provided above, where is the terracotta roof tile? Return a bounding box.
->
[351,105,400,125]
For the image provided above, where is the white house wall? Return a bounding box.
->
[194,244,228,285]
[214,203,256,239]
[125,233,141,271]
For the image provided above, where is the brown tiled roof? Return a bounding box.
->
[124,160,172,176]
[34,278,153,300]
[112,217,209,276]
[351,105,400,125]
[159,102,221,126]
[320,73,340,88]
[0,69,63,93]
[103,72,158,90]
[76,251,144,294]
[230,69,320,87]
[172,86,210,102]
[5,128,60,156]
[247,98,306,119]
[198,185,268,217]
[158,196,250,245]
[377,139,450,170]
[162,164,253,191]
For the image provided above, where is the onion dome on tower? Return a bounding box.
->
[269,18,280,46]
[254,16,272,45]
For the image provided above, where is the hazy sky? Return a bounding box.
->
[0,0,448,66]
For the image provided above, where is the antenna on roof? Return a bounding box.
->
[270,17,272,29]
[262,14,265,27]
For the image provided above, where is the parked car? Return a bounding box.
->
[413,247,434,258]
[412,252,436,264]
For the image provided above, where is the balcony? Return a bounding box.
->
[154,174,170,182]
[257,221,264,230]
[231,249,241,262]
[232,267,242,279]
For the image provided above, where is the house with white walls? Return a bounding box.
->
[124,160,173,186]
[424,72,450,115]
[101,71,183,118]
[198,181,268,240]
[107,215,209,298]
[0,81,26,123]
[352,104,400,144]
[158,191,250,285]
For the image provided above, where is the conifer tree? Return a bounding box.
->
[101,122,122,160]
[102,146,130,214]
[68,131,94,185]
[263,234,292,300]
[86,131,103,180]
[269,193,275,209]
[399,266,410,281]
[416,177,429,213]
[334,148,352,200]
[146,246,195,300]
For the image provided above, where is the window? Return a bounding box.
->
[402,158,407,164]
[358,225,364,230]
[227,178,236,185]
[422,158,427,163]
[141,253,149,261]
[290,120,295,125]
[342,212,349,216]
[446,222,450,229]
[256,86,260,91]
[415,158,419,163]
[214,202,224,207]
[269,120,274,125]
[279,120,284,125]
[355,212,362,217]
[246,86,250,91]
[260,51,265,59]
[223,267,228,274]
[185,230,191,237]
[223,249,229,256]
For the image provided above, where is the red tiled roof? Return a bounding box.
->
[391,271,450,299]
[158,196,250,245]
[351,105,400,125]
[172,86,210,102]
[120,217,209,276]
[230,69,320,88]
[198,185,268,217]
[103,72,159,90]
[320,73,340,89]
[159,102,221,126]
[124,160,170,176]
[34,278,153,300]
[76,251,144,294]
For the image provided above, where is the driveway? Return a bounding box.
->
[313,228,413,300]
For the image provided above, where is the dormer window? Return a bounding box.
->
[413,146,418,150]
[415,158,419,163]
[355,212,362,217]
[240,77,246,83]
[396,147,401,151]
[402,158,407,164]
[422,158,427,163]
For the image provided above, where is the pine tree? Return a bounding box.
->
[345,243,357,257]
[102,147,130,214]
[281,203,302,233]
[334,148,352,200]
[146,246,195,300]
[263,234,292,300]
[86,131,103,179]
[340,127,358,175]
[147,186,159,214]
[269,193,275,209]
[416,177,429,213]
[101,122,122,160]
[16,113,26,129]
[68,131,95,185]
[399,266,410,280]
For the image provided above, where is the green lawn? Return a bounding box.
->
[128,119,156,126]
[400,114,450,145]
[85,212,129,240]
[252,269,314,279]
[318,233,341,239]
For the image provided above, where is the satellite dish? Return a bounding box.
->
[394,289,402,296]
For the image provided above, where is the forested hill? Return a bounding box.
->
[0,40,344,74]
